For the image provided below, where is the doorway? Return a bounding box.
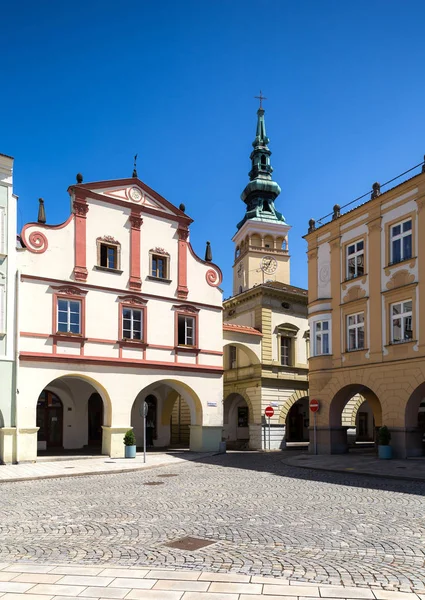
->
[88,393,104,446]
[37,391,63,449]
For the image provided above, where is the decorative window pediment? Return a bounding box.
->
[276,322,299,338]
[172,303,199,314]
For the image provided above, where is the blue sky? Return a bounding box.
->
[2,0,425,297]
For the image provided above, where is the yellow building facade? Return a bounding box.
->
[305,165,425,457]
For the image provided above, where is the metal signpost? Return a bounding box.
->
[265,405,274,450]
[139,401,149,463]
[309,398,320,455]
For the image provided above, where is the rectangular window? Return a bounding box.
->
[122,307,142,340]
[347,312,365,351]
[280,337,292,366]
[177,315,195,346]
[346,240,364,279]
[314,320,330,355]
[229,345,237,369]
[57,298,81,334]
[390,219,412,264]
[391,300,413,343]
[100,244,117,269]
[151,255,167,279]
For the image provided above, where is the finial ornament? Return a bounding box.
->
[308,218,316,233]
[205,241,212,262]
[179,203,186,213]
[37,198,46,224]
[422,154,425,173]
[371,182,381,199]
[332,204,341,220]
[254,90,267,109]
[132,154,138,178]
[76,173,83,183]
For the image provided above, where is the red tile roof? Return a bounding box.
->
[223,323,263,336]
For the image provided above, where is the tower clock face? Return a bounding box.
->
[261,255,277,274]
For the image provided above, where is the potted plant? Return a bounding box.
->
[377,425,392,459]
[123,429,137,458]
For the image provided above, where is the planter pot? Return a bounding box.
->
[378,445,392,459]
[125,445,137,458]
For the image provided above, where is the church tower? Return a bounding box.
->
[232,100,290,295]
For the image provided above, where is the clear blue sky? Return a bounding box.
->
[2,0,425,297]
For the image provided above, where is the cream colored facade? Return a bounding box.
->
[305,166,425,457]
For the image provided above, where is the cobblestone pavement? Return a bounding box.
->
[0,453,424,593]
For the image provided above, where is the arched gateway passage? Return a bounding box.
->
[328,384,382,454]
[36,375,111,456]
[405,382,425,456]
[131,379,203,450]
[223,393,251,449]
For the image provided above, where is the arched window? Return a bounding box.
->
[261,155,267,167]
[235,246,240,258]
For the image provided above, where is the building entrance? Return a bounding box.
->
[36,391,63,449]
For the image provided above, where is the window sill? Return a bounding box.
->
[344,347,368,353]
[118,339,148,348]
[344,273,367,283]
[385,256,416,270]
[175,345,200,354]
[53,333,86,343]
[94,265,123,274]
[147,275,172,284]
[386,339,416,347]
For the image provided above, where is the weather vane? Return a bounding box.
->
[255,90,267,109]
[132,153,138,178]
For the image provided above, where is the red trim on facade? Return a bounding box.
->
[21,274,223,312]
[20,214,74,253]
[173,304,199,351]
[73,196,89,282]
[177,226,189,299]
[187,242,223,288]
[223,323,263,336]
[118,295,148,358]
[129,211,143,290]
[52,287,87,353]
[19,351,223,374]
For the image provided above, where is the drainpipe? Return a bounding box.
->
[14,269,20,463]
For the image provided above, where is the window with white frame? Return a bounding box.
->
[177,314,195,346]
[57,299,81,334]
[229,345,237,369]
[347,312,364,351]
[391,300,413,343]
[346,240,364,279]
[314,320,330,355]
[390,218,412,264]
[122,307,142,340]
[280,337,292,366]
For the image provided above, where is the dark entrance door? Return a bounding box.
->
[88,393,104,446]
[37,391,63,448]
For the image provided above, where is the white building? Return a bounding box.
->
[15,173,223,462]
[0,153,17,464]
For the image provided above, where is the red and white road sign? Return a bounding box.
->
[309,398,320,413]
[265,406,274,418]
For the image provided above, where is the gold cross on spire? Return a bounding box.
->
[255,90,267,109]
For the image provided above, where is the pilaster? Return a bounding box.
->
[129,212,143,291]
[177,226,189,299]
[73,196,89,282]
[329,236,341,366]
[367,215,383,360]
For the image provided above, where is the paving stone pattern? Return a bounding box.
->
[0,453,424,592]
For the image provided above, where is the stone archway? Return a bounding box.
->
[278,389,310,424]
[405,382,425,457]
[223,393,250,449]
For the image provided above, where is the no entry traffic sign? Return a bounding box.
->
[309,398,320,413]
[265,406,274,418]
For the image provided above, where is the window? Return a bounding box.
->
[391,300,413,343]
[346,240,364,279]
[280,337,292,366]
[122,307,142,340]
[178,314,195,346]
[150,252,169,279]
[100,244,117,269]
[314,320,330,355]
[57,299,81,334]
[229,345,237,369]
[390,219,412,264]
[347,312,364,351]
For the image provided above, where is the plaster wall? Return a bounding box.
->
[317,242,331,299]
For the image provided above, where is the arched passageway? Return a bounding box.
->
[286,397,309,443]
[405,382,425,457]
[328,384,382,454]
[131,379,203,451]
[36,375,111,456]
[223,393,250,449]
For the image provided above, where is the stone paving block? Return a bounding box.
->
[209,581,263,594]
[153,579,210,591]
[240,596,298,600]
[0,582,35,593]
[56,575,114,587]
[264,584,320,596]
[4,564,56,574]
[0,574,17,583]
[251,576,290,585]
[147,570,200,581]
[125,590,184,599]
[1,595,53,600]
[50,566,105,576]
[374,592,420,600]
[0,565,11,571]
[27,584,87,596]
[199,572,251,583]
[79,586,130,598]
[320,587,375,599]
[12,573,63,584]
[182,593,240,600]
[108,578,156,589]
[100,568,149,579]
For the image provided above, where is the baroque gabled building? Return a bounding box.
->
[223,104,309,450]
[12,172,224,462]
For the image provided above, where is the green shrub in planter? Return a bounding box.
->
[123,429,136,446]
[377,425,391,446]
